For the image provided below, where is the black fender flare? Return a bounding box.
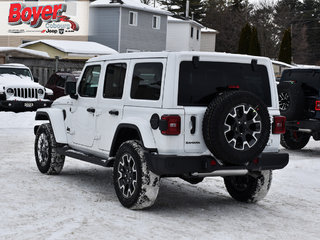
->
[109,124,145,157]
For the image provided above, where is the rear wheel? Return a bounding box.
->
[280,130,310,150]
[34,123,65,174]
[224,170,272,203]
[113,140,160,209]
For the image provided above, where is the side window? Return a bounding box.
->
[131,63,163,100]
[103,63,126,99]
[78,65,101,98]
[152,15,160,29]
[66,76,75,82]
[56,76,65,88]
[47,75,55,85]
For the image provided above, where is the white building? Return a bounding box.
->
[166,16,203,51]
[200,27,219,52]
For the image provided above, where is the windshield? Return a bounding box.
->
[0,68,32,79]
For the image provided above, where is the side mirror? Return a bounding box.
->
[65,81,78,99]
[34,77,39,83]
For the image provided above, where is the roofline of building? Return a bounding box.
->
[19,40,118,56]
[201,28,219,34]
[0,47,50,58]
[167,19,203,28]
[90,2,172,16]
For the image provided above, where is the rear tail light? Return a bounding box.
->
[160,115,181,135]
[315,101,320,111]
[273,116,286,134]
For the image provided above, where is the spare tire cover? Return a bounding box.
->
[277,82,305,120]
[202,91,270,165]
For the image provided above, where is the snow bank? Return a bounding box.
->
[0,111,35,129]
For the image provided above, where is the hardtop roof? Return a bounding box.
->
[87,51,271,63]
[0,63,29,69]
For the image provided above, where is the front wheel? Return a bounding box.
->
[280,130,310,150]
[34,123,65,174]
[224,170,272,203]
[113,140,160,209]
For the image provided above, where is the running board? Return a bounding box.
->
[56,146,113,168]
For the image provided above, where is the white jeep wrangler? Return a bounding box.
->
[0,64,52,112]
[34,52,288,209]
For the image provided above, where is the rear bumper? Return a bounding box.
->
[286,119,320,131]
[0,100,52,112]
[145,152,289,176]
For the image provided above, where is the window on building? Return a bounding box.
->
[196,29,199,40]
[129,11,138,26]
[22,40,31,44]
[152,15,161,29]
[78,65,101,98]
[126,49,141,53]
[103,63,127,99]
[191,27,194,38]
[131,63,163,100]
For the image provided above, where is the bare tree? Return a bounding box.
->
[203,0,252,53]
[292,25,309,64]
[250,0,278,58]
[140,0,153,5]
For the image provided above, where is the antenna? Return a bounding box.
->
[186,0,190,19]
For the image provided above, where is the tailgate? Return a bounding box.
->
[183,107,208,153]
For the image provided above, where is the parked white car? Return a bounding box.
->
[0,64,52,112]
[34,52,289,209]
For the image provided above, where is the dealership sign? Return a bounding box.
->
[1,1,88,36]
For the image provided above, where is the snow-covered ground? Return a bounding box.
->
[0,112,319,240]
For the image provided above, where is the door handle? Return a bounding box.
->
[109,110,119,116]
[87,107,95,113]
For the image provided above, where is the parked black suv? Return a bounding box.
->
[278,67,320,149]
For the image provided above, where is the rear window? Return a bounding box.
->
[178,61,271,106]
[281,69,320,89]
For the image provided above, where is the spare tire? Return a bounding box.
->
[202,91,270,165]
[277,82,305,120]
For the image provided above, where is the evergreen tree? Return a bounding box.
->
[238,23,252,54]
[160,0,206,22]
[248,26,261,56]
[278,29,292,64]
